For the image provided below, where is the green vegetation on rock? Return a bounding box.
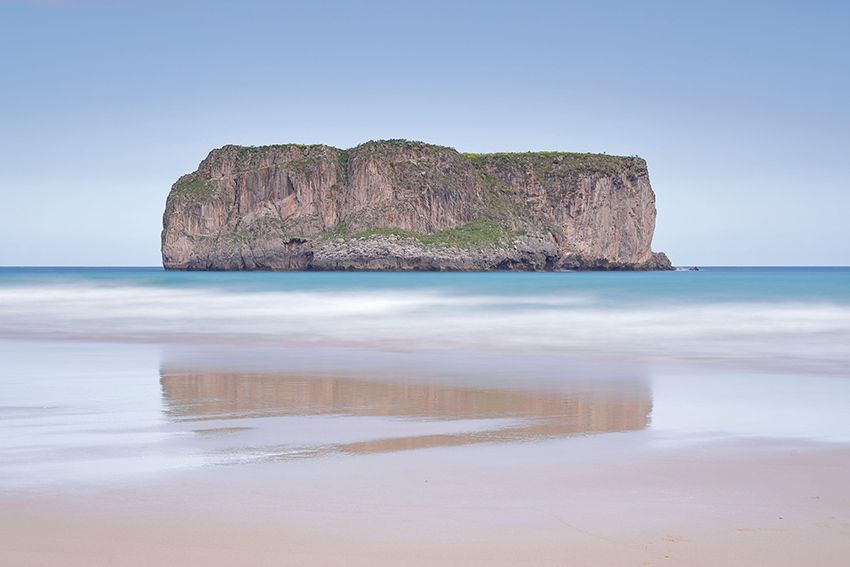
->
[214,140,638,178]
[421,219,509,249]
[171,178,216,201]
[354,227,415,240]
[320,223,352,242]
[462,151,635,175]
[352,219,514,250]
[230,143,340,171]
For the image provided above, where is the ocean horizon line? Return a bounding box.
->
[1,265,849,270]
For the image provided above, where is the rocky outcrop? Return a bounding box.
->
[162,140,671,271]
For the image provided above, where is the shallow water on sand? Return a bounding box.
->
[2,340,849,489]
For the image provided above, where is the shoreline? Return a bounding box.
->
[3,435,848,566]
[2,307,849,565]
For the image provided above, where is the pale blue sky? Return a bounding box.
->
[2,0,848,266]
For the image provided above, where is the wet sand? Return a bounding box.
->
[3,439,849,566]
[1,340,849,565]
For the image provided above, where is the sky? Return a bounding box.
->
[1,0,848,266]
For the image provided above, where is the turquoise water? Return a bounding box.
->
[0,267,848,372]
[1,266,849,304]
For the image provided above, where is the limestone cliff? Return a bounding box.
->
[161,140,671,271]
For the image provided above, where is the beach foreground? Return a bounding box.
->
[2,338,849,566]
[4,437,848,566]
[1,268,849,565]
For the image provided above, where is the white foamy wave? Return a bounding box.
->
[1,284,849,371]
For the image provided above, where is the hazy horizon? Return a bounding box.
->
[3,0,849,267]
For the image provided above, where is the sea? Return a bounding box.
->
[0,266,848,371]
[1,266,849,487]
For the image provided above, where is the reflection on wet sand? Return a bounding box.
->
[160,368,652,459]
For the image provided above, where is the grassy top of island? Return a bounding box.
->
[202,139,642,174]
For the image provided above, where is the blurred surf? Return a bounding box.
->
[0,267,848,372]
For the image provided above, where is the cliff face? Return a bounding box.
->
[162,140,671,271]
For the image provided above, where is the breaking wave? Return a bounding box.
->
[1,282,849,372]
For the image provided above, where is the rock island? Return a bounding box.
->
[161,140,671,270]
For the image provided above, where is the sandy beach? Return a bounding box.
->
[4,438,849,567]
[2,339,848,566]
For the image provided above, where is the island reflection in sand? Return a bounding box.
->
[159,367,652,460]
